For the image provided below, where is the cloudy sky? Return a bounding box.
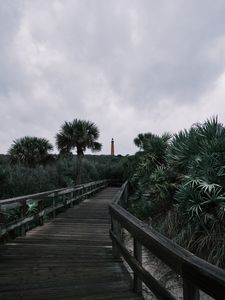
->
[1,0,225,155]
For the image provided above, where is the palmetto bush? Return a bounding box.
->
[130,117,225,267]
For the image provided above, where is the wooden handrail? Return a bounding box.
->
[0,180,109,240]
[0,180,108,206]
[109,181,225,300]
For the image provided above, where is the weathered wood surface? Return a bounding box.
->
[0,180,108,238]
[109,181,225,300]
[0,187,142,300]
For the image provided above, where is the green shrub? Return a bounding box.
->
[128,117,225,267]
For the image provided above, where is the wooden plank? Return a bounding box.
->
[0,181,109,237]
[0,187,142,300]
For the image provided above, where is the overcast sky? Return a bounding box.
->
[1,0,225,155]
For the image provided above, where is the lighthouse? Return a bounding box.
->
[111,138,115,156]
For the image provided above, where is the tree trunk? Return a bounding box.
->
[75,150,83,185]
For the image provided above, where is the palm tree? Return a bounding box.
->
[134,132,171,165]
[134,133,153,149]
[56,119,102,184]
[8,136,53,167]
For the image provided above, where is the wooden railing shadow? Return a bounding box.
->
[0,180,109,242]
[109,181,225,300]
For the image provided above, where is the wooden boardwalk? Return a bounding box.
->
[0,187,142,300]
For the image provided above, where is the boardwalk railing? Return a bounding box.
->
[0,180,108,241]
[109,181,225,300]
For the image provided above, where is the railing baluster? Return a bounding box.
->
[52,191,58,218]
[0,205,5,243]
[122,184,128,208]
[62,193,67,209]
[20,201,27,236]
[111,217,121,258]
[0,205,3,224]
[69,191,73,208]
[38,199,44,226]
[72,189,76,203]
[133,239,142,295]
[183,278,199,300]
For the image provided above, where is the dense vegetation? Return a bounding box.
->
[128,117,225,267]
[0,154,126,200]
[1,116,224,267]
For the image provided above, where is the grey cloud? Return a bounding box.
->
[1,0,225,154]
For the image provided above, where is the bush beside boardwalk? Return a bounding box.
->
[127,117,225,268]
[0,154,127,200]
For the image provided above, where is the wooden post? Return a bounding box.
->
[122,184,128,208]
[79,188,82,202]
[133,239,142,295]
[66,193,69,208]
[90,186,93,197]
[82,186,86,201]
[62,193,67,210]
[63,193,67,208]
[183,279,199,300]
[20,201,27,236]
[52,192,58,218]
[38,200,44,226]
[69,191,73,208]
[111,217,122,258]
[73,189,78,205]
[0,205,4,224]
[76,189,80,204]
[0,205,5,243]
[84,187,87,200]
